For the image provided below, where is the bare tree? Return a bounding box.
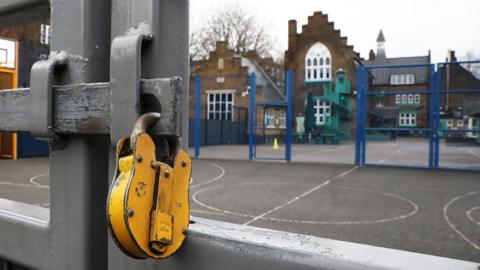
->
[461,50,480,79]
[190,6,275,60]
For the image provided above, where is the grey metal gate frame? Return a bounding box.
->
[0,1,477,269]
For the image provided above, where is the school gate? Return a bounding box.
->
[0,1,476,269]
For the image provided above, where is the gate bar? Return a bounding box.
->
[0,79,181,135]
[0,0,47,14]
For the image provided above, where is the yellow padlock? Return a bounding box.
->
[107,112,191,259]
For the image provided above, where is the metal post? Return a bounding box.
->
[195,75,201,158]
[355,66,362,166]
[285,69,293,162]
[428,65,435,169]
[249,72,256,161]
[108,0,189,268]
[49,0,111,269]
[434,64,443,168]
[361,68,367,165]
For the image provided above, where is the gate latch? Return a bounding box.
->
[107,112,191,259]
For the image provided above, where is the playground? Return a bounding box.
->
[190,137,480,170]
[0,157,479,262]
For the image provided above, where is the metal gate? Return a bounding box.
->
[356,61,480,171]
[0,1,477,269]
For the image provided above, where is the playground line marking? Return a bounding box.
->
[443,191,480,250]
[242,166,358,226]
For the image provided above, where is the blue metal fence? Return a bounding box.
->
[356,61,480,171]
[249,71,293,161]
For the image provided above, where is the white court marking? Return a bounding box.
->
[29,173,50,189]
[467,149,480,159]
[0,181,42,188]
[193,173,419,226]
[443,191,480,250]
[243,166,358,225]
[378,145,401,164]
[466,206,480,226]
[190,162,225,189]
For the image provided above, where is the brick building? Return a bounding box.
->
[0,12,50,158]
[189,41,285,145]
[363,30,432,131]
[438,51,480,143]
[284,11,360,141]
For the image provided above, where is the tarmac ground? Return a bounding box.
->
[0,156,479,262]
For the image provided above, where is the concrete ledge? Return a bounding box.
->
[0,198,49,270]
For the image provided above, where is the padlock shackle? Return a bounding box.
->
[130,112,161,148]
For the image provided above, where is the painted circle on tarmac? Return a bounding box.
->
[193,182,418,225]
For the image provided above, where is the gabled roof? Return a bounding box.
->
[241,57,285,103]
[362,55,431,85]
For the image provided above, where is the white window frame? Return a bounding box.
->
[218,58,224,70]
[40,24,51,45]
[395,94,401,104]
[401,94,408,104]
[314,100,331,126]
[408,94,414,104]
[414,94,420,104]
[264,109,275,128]
[456,120,464,127]
[467,118,479,138]
[206,90,235,121]
[399,112,417,127]
[305,42,332,82]
[216,77,225,83]
[391,74,415,85]
[279,110,286,128]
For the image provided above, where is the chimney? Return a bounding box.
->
[447,50,456,62]
[369,49,375,61]
[288,20,297,51]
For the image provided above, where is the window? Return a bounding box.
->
[395,94,401,104]
[207,91,234,120]
[447,119,454,127]
[305,42,332,82]
[397,94,420,105]
[218,58,224,70]
[390,74,415,85]
[265,109,275,127]
[399,112,417,127]
[456,120,464,127]
[314,100,331,125]
[216,77,225,83]
[414,94,420,104]
[40,24,51,45]
[279,110,286,128]
[408,94,414,104]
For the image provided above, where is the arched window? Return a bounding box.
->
[305,42,332,82]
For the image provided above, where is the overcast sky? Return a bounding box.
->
[190,0,480,63]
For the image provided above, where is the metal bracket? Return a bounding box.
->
[110,30,153,146]
[29,50,68,141]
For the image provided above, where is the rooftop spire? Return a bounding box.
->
[377,30,385,42]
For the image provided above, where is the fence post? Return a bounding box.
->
[428,65,436,169]
[355,66,362,166]
[361,68,368,165]
[249,72,256,160]
[285,69,293,162]
[195,75,201,158]
[434,64,443,168]
[48,0,111,269]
